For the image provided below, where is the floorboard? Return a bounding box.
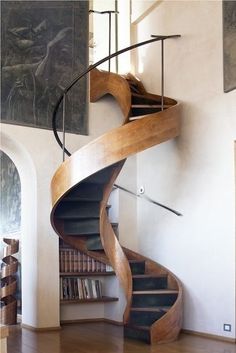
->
[7,323,236,353]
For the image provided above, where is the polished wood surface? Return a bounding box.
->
[51,104,180,208]
[7,323,236,353]
[123,247,183,344]
[0,325,9,339]
[90,68,131,123]
[50,68,182,344]
[100,161,133,324]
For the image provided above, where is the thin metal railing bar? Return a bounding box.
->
[108,12,111,71]
[62,94,66,162]
[89,10,119,14]
[115,0,118,73]
[161,39,164,111]
[52,34,181,157]
[152,35,181,112]
[151,34,181,40]
[89,9,120,72]
[114,184,183,216]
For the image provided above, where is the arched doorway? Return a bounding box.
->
[0,150,21,322]
[1,132,38,327]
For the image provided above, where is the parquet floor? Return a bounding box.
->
[7,322,236,353]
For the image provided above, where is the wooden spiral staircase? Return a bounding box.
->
[50,64,182,344]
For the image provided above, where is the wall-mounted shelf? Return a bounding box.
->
[60,296,118,305]
[60,272,115,277]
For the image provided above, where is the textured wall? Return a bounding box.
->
[0,151,21,235]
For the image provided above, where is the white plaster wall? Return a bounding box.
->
[92,0,117,71]
[92,0,131,73]
[133,0,236,339]
[131,0,160,23]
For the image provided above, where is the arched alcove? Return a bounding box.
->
[0,150,21,322]
[1,132,38,327]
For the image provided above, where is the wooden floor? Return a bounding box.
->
[7,323,236,353]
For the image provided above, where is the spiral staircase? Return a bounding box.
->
[50,37,182,344]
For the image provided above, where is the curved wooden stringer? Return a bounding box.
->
[51,68,182,344]
[0,238,19,325]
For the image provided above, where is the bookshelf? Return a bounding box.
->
[59,189,125,323]
[59,240,119,308]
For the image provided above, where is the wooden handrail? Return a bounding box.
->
[52,35,181,157]
[51,104,180,207]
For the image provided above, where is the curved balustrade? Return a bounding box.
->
[52,35,180,157]
[51,36,182,344]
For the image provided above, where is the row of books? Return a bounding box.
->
[60,277,103,301]
[59,249,113,273]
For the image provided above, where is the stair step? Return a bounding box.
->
[130,306,170,312]
[133,289,178,294]
[131,92,160,105]
[64,219,100,235]
[86,235,103,251]
[129,260,145,275]
[132,290,178,308]
[84,164,119,184]
[131,104,172,108]
[129,307,167,326]
[124,324,150,343]
[55,201,100,219]
[131,107,162,117]
[65,183,103,201]
[85,223,118,249]
[132,274,167,291]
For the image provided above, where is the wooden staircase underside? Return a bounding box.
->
[51,68,182,344]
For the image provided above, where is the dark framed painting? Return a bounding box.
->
[0,151,21,236]
[1,1,89,134]
[223,0,236,93]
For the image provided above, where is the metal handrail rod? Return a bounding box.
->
[52,34,180,157]
[114,184,182,217]
[161,39,164,111]
[89,9,119,71]
[89,10,118,14]
[62,94,66,162]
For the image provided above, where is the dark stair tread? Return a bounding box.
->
[131,94,160,105]
[64,231,100,235]
[83,163,121,184]
[64,182,104,201]
[64,219,99,235]
[133,289,178,295]
[86,236,103,251]
[56,215,100,220]
[132,274,167,278]
[131,104,172,108]
[130,306,170,312]
[132,273,168,291]
[125,324,150,331]
[129,260,145,263]
[62,196,101,202]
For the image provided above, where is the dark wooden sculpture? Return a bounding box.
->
[0,238,19,325]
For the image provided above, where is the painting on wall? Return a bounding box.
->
[223,0,236,93]
[1,1,89,134]
[0,151,21,236]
